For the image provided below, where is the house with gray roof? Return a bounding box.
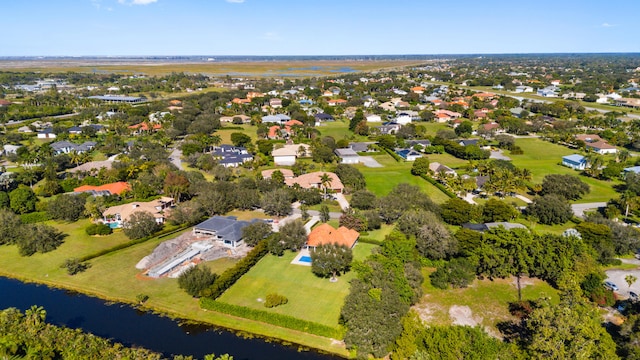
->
[335,148,360,164]
[562,154,587,170]
[50,140,97,155]
[193,216,261,248]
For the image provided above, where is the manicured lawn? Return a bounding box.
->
[419,268,559,329]
[218,243,377,327]
[318,121,363,142]
[513,218,576,235]
[357,154,451,203]
[308,200,342,213]
[215,124,259,144]
[426,153,470,170]
[511,138,620,203]
[364,224,394,241]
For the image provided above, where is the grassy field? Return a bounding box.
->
[418,268,560,330]
[1,60,423,77]
[218,243,377,327]
[511,138,620,203]
[0,224,351,356]
[357,154,451,203]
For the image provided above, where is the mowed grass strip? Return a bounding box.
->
[419,268,560,329]
[511,138,620,203]
[358,154,451,203]
[218,243,377,327]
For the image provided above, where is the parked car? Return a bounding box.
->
[605,281,619,292]
[630,291,638,300]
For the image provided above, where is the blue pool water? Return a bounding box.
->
[108,222,120,229]
[299,256,312,263]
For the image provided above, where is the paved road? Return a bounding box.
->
[5,112,79,126]
[461,193,477,205]
[514,194,533,204]
[489,149,511,161]
[571,202,608,218]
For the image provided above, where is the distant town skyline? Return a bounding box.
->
[2,0,638,56]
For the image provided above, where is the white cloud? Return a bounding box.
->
[226,0,245,3]
[601,22,616,28]
[118,0,158,5]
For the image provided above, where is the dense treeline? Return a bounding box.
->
[0,306,232,360]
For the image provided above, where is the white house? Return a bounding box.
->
[586,141,617,155]
[335,148,360,164]
[395,113,412,125]
[366,114,382,122]
[272,144,310,166]
[562,154,588,170]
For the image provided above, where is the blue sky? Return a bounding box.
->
[2,0,638,56]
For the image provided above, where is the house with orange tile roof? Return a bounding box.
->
[306,223,359,249]
[586,140,617,154]
[74,181,131,196]
[327,98,347,106]
[246,91,265,99]
[411,86,426,94]
[128,122,162,134]
[284,171,344,193]
[473,92,495,100]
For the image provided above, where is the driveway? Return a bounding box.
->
[489,150,511,161]
[571,202,608,218]
[334,193,350,211]
[170,148,183,170]
[606,259,640,299]
[359,156,383,168]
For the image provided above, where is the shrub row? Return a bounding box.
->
[19,211,50,224]
[419,175,457,198]
[86,223,113,236]
[357,237,384,246]
[201,239,269,299]
[78,225,189,262]
[199,298,343,339]
[382,147,404,162]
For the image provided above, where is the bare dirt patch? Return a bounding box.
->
[449,305,482,327]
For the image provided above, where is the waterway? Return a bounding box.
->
[0,276,340,360]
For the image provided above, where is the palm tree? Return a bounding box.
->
[69,150,82,166]
[25,305,46,330]
[320,173,332,198]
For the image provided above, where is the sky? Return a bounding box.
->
[2,0,639,56]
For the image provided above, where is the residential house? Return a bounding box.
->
[285,172,344,193]
[335,148,360,164]
[17,126,32,133]
[514,85,534,93]
[212,145,253,168]
[272,144,311,166]
[192,216,261,248]
[395,149,422,161]
[411,86,426,94]
[37,127,56,139]
[537,87,558,97]
[128,122,162,134]
[0,99,12,107]
[327,99,347,106]
[366,114,382,122]
[624,166,640,176]
[306,223,359,249]
[434,109,462,122]
[261,114,291,124]
[458,139,480,147]
[586,141,617,154]
[102,197,174,228]
[462,222,527,232]
[2,144,21,156]
[575,134,603,143]
[74,181,131,196]
[314,113,334,123]
[231,98,251,105]
[395,112,412,125]
[510,107,526,118]
[562,154,588,170]
[220,114,251,124]
[50,140,96,154]
[429,162,457,177]
[269,98,283,108]
[615,98,640,109]
[376,122,402,135]
[405,139,432,150]
[261,168,295,180]
[349,142,376,153]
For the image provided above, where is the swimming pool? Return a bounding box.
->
[299,256,312,263]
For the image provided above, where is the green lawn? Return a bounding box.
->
[357,154,451,203]
[218,243,377,327]
[511,138,620,203]
[419,268,560,329]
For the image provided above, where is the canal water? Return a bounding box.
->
[0,276,340,360]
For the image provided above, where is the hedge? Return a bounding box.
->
[20,211,51,224]
[382,147,404,162]
[419,174,457,198]
[357,237,384,246]
[78,224,190,262]
[199,298,343,339]
[201,239,269,299]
